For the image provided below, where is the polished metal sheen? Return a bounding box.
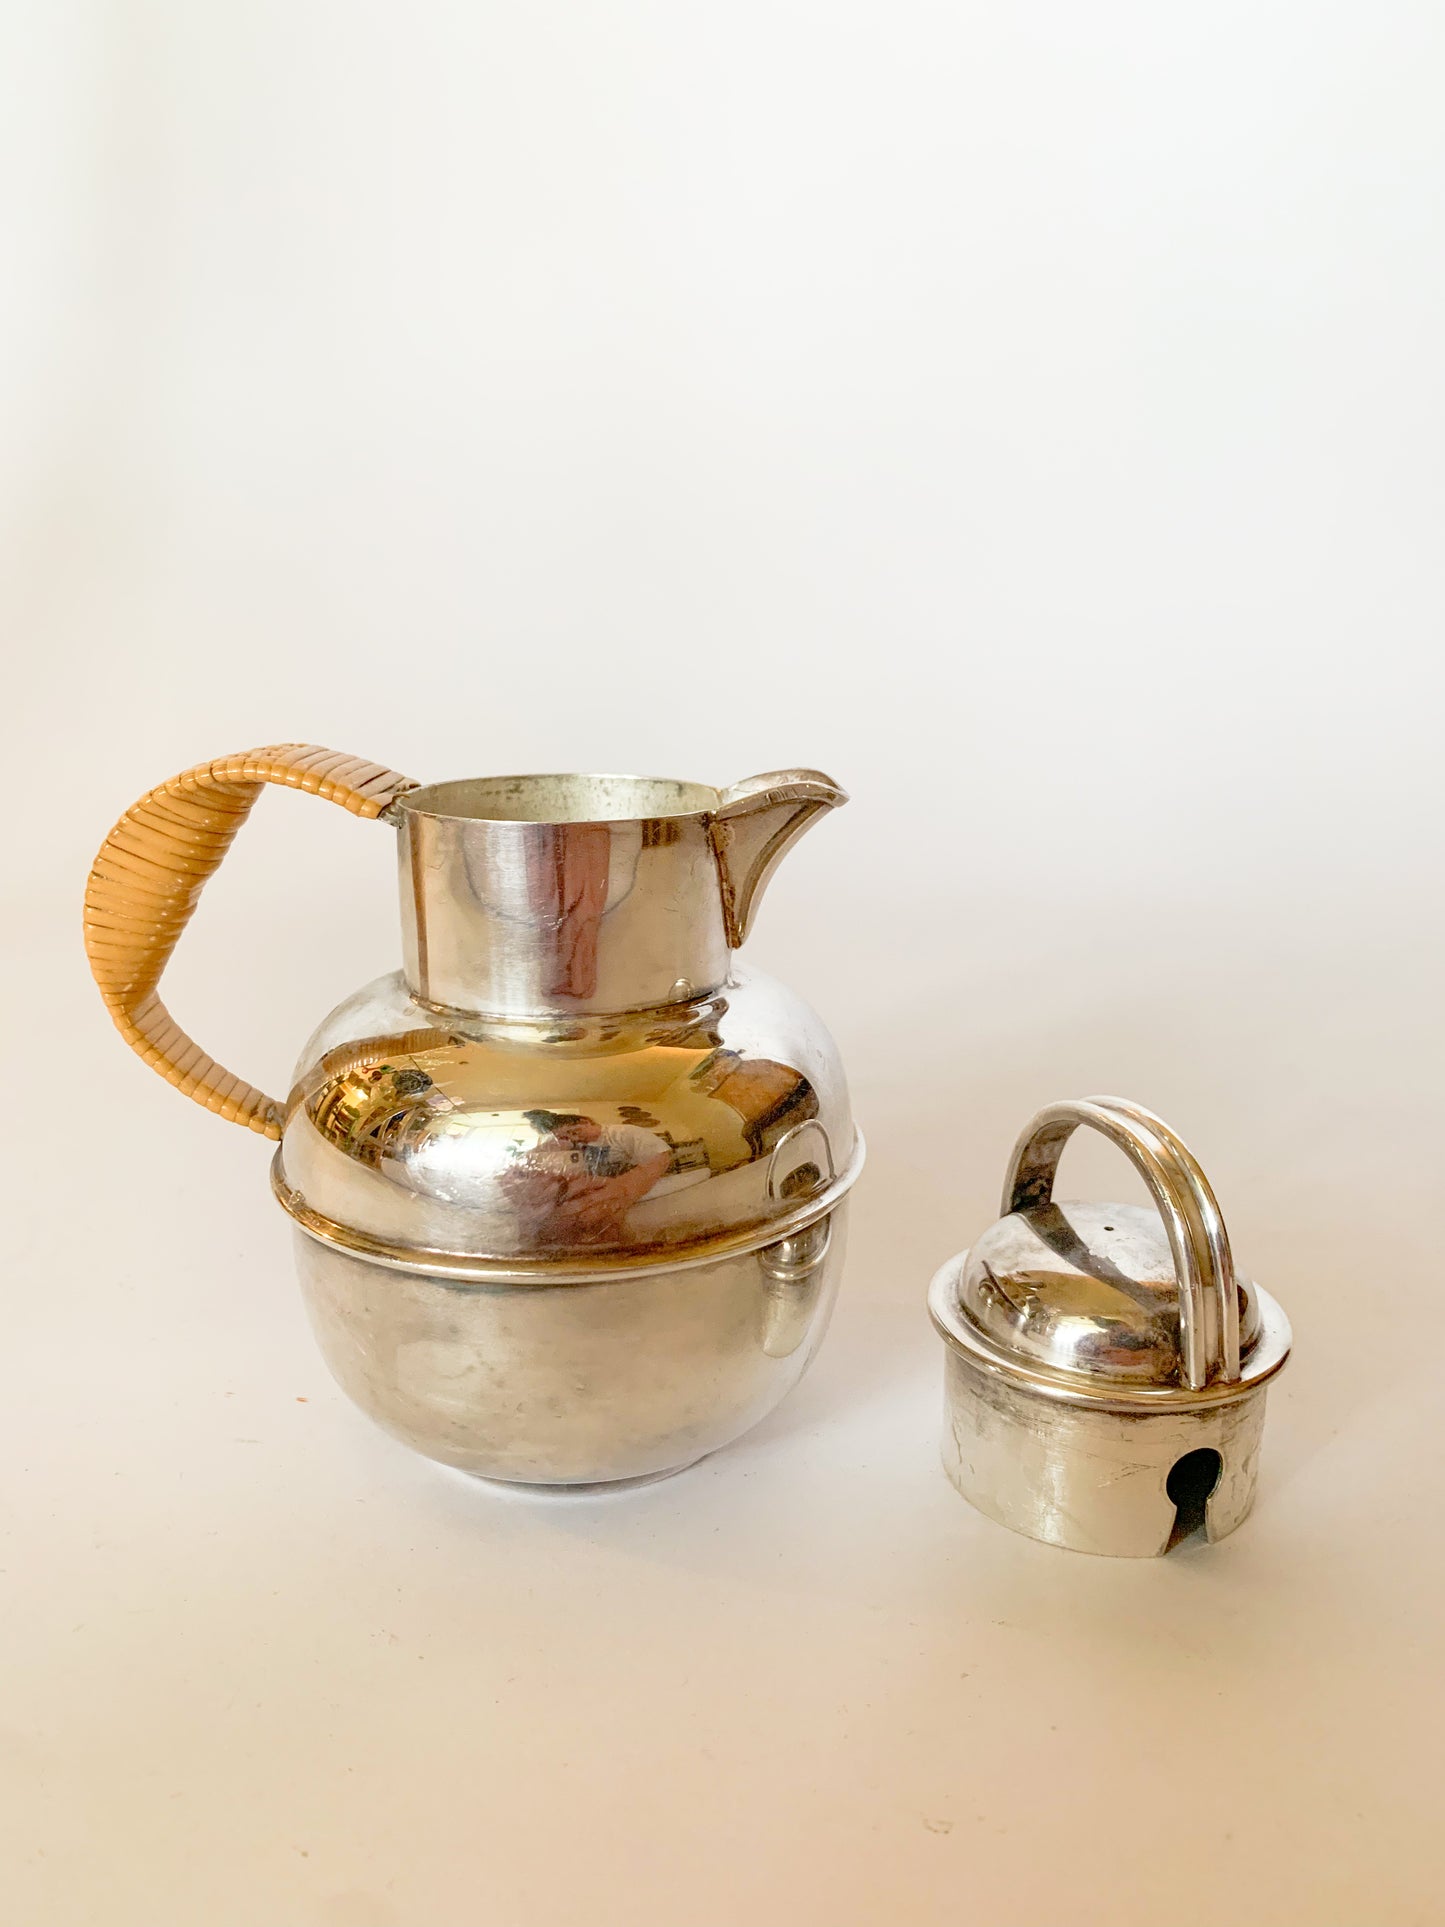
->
[277,768,861,1484]
[929,1097,1290,1556]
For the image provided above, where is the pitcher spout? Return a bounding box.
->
[708,770,848,948]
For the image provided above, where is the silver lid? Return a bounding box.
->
[930,1097,1290,1410]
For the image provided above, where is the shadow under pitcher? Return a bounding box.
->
[84,746,863,1486]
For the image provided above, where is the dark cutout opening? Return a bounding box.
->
[1165,1447,1223,1552]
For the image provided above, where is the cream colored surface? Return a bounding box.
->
[4,2,1444,1921]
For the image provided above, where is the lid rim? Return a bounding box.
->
[928,1252,1291,1412]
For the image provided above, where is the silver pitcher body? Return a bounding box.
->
[85,750,862,1487]
[279,958,857,1485]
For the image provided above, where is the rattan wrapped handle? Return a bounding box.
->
[83,745,416,1139]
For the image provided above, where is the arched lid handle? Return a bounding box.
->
[1001,1096,1241,1390]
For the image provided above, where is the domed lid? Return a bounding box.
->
[273,967,861,1278]
[929,1098,1291,1407]
[952,1201,1264,1389]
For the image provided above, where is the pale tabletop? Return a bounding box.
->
[4,868,1440,1927]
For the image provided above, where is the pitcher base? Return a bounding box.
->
[443,1458,707,1498]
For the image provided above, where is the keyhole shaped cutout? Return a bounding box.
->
[1165,1448,1223,1552]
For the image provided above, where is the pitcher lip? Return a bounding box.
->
[393,773,723,827]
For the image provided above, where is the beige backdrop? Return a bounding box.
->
[4,3,1443,1923]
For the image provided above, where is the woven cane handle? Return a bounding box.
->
[83,745,416,1139]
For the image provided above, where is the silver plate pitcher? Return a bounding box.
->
[85,745,863,1486]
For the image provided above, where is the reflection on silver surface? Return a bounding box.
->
[759,1216,834,1360]
[955,1201,1263,1390]
[278,965,858,1269]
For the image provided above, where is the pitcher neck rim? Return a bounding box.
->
[390,773,724,829]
